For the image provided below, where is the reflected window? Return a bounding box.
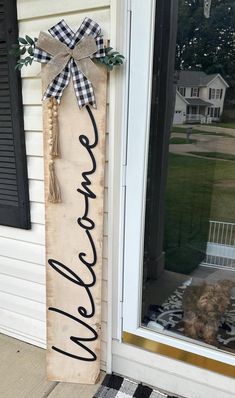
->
[191,87,199,97]
[178,86,186,96]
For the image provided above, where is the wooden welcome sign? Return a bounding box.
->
[35,18,109,384]
[44,77,107,384]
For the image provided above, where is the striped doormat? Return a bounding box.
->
[93,374,177,398]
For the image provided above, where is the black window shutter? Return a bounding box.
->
[191,88,193,97]
[197,88,199,97]
[220,89,223,99]
[0,0,30,229]
[209,88,212,99]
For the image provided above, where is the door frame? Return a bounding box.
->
[119,0,235,375]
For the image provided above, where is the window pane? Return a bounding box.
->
[142,0,235,356]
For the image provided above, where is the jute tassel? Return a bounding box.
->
[47,98,61,203]
[48,160,61,203]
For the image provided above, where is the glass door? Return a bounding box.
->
[123,0,235,373]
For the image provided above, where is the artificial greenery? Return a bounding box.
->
[9,36,38,69]
[96,46,124,70]
[10,35,124,71]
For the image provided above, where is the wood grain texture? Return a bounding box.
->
[48,372,105,397]
[43,66,107,383]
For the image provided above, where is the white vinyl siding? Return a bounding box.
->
[0,0,110,370]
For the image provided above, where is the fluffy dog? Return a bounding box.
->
[181,279,235,346]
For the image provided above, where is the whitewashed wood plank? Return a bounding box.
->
[26,132,43,157]
[22,79,42,105]
[0,309,46,344]
[27,156,44,180]
[0,256,45,284]
[30,202,45,224]
[0,223,45,245]
[17,0,110,20]
[19,10,110,40]
[0,237,45,265]
[24,106,43,131]
[0,291,46,322]
[0,274,45,303]
[29,180,45,203]
[48,373,105,398]
[43,71,107,383]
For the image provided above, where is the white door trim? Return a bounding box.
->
[123,0,156,334]
[112,340,235,398]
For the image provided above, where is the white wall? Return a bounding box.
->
[0,0,110,370]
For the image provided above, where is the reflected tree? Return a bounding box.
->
[176,0,235,103]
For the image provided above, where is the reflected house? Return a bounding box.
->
[173,71,229,125]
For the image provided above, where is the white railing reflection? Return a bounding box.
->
[202,220,235,270]
[186,114,212,124]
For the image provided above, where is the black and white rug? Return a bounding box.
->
[93,374,177,398]
[143,279,235,352]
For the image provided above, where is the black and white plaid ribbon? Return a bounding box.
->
[34,18,105,108]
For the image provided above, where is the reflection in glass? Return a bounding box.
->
[142,0,235,355]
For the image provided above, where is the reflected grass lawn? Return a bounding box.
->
[211,122,235,129]
[189,152,235,162]
[170,137,196,144]
[172,127,233,137]
[164,153,235,274]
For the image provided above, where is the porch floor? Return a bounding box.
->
[0,333,104,398]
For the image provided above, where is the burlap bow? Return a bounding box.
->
[34,18,106,108]
[37,32,101,94]
[33,19,106,203]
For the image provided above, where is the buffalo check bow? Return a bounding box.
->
[34,18,105,108]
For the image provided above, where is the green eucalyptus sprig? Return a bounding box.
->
[9,35,37,70]
[96,46,125,70]
[10,35,124,71]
